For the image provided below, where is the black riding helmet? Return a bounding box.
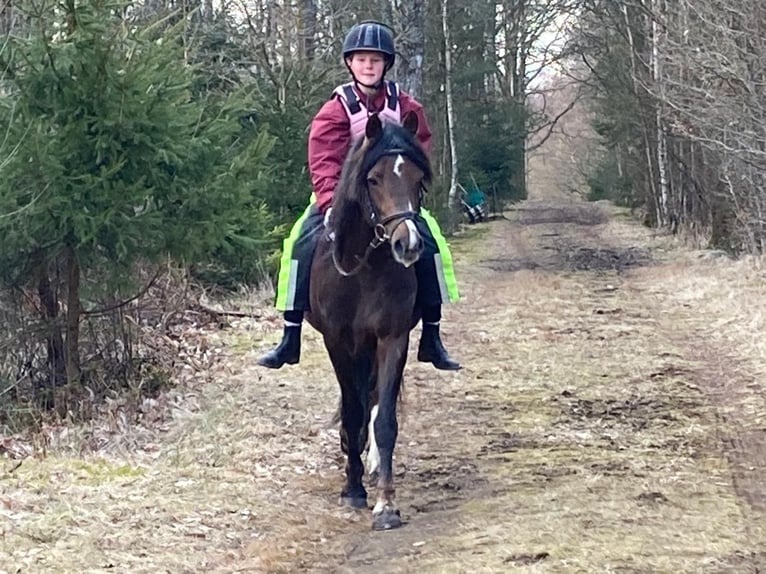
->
[342,20,396,72]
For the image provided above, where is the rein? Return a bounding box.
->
[331,148,419,278]
[331,211,416,277]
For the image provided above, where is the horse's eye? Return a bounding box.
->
[367,176,379,186]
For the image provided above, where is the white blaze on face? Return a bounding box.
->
[393,154,405,177]
[405,219,419,249]
[367,404,380,479]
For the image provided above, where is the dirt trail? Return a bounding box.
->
[2,195,766,573]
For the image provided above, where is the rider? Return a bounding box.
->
[257,20,461,371]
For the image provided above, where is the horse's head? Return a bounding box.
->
[348,111,431,268]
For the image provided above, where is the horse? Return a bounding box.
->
[305,111,430,530]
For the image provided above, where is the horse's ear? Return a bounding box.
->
[365,114,383,142]
[402,111,419,135]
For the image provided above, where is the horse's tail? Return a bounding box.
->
[327,374,406,429]
[327,352,375,427]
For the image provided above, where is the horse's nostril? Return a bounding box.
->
[393,238,406,258]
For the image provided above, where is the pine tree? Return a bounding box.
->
[0,0,275,401]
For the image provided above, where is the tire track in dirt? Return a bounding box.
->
[630,259,766,516]
[684,348,766,515]
[619,247,766,573]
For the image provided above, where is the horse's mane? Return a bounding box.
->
[331,121,432,244]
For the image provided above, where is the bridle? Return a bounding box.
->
[332,148,422,277]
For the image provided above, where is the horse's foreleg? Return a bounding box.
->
[371,336,408,530]
[366,403,380,483]
[328,346,371,509]
[339,389,368,508]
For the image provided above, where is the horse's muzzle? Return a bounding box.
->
[390,219,423,268]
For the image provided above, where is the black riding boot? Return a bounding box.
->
[257,325,301,369]
[417,322,461,371]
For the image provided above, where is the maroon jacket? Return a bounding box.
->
[307,84,433,213]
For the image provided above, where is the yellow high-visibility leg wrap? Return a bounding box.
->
[420,208,460,303]
[275,203,313,311]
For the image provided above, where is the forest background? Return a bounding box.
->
[1,0,763,422]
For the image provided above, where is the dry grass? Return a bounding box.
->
[2,198,766,573]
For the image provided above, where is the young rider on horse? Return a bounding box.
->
[257,20,461,371]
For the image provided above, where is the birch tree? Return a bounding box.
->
[442,0,459,208]
[650,0,669,225]
[572,0,766,250]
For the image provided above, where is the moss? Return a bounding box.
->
[71,459,145,480]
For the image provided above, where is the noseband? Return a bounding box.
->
[332,148,420,277]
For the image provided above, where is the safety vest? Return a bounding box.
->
[333,81,401,139]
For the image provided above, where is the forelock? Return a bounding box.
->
[359,123,432,183]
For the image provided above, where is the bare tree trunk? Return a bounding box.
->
[399,0,425,99]
[442,0,459,209]
[484,0,498,95]
[0,0,14,35]
[301,0,316,61]
[623,4,659,224]
[515,1,529,199]
[501,1,518,100]
[31,248,81,408]
[65,246,81,386]
[651,0,669,226]
[37,264,66,408]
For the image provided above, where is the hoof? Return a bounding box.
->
[372,507,402,531]
[339,492,368,509]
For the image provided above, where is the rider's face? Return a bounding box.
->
[347,51,386,88]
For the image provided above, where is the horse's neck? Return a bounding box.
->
[336,218,375,263]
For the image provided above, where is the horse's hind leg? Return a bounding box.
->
[328,347,371,509]
[371,336,408,530]
[362,376,380,484]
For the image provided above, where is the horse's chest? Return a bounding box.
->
[320,271,416,335]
